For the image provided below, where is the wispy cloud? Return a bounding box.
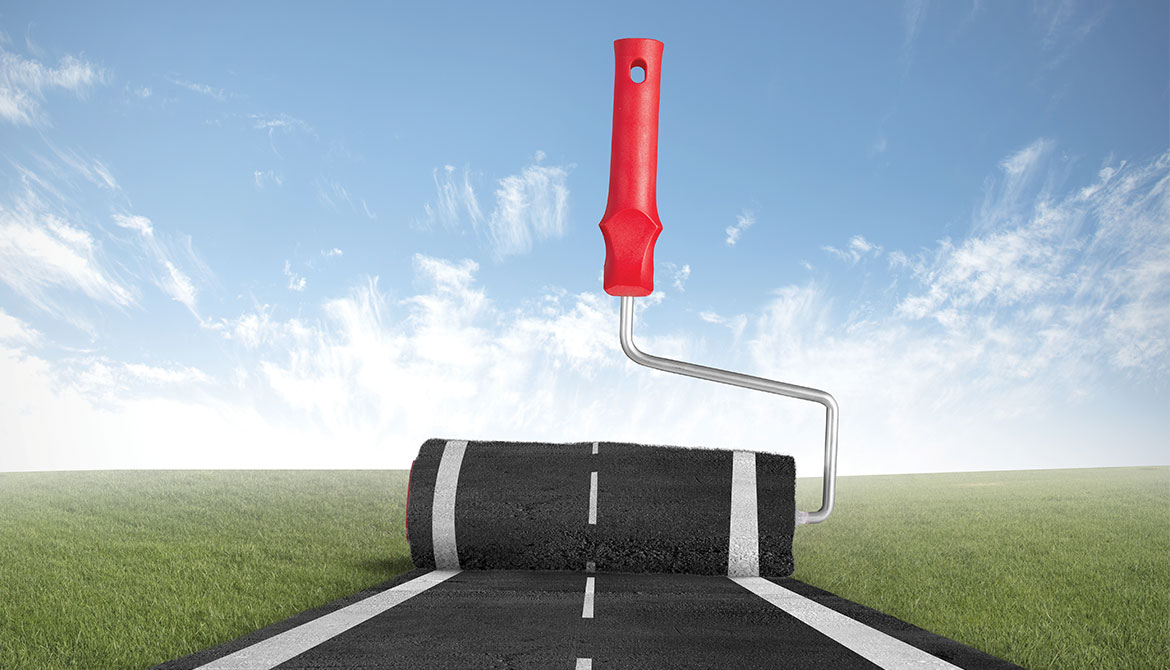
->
[0,184,136,323]
[894,143,1169,376]
[4,141,1166,475]
[725,210,756,246]
[250,112,312,135]
[424,154,570,260]
[663,262,691,291]
[0,46,108,125]
[901,0,930,72]
[167,76,228,101]
[39,144,119,191]
[700,309,748,339]
[279,258,304,289]
[424,165,484,229]
[322,247,343,258]
[1033,0,1108,63]
[488,162,569,260]
[283,260,307,292]
[822,235,883,264]
[112,213,205,318]
[0,307,40,346]
[314,177,372,218]
[253,169,283,189]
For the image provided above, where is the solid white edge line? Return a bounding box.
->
[432,439,467,570]
[196,570,461,670]
[576,658,593,669]
[588,471,598,525]
[730,577,964,670]
[728,450,759,577]
[582,576,595,619]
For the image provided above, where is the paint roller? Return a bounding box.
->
[405,39,838,578]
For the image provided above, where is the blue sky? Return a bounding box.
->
[1,1,1167,474]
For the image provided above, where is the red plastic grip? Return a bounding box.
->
[599,38,664,297]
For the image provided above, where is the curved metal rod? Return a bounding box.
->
[618,296,839,524]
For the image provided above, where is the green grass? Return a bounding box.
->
[0,471,411,670]
[792,466,1170,670]
[0,467,1166,669]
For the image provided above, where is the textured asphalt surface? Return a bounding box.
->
[156,569,1024,669]
[408,440,795,575]
[155,440,1023,669]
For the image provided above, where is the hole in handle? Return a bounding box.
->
[630,64,646,83]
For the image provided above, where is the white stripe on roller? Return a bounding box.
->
[730,577,964,670]
[728,450,759,577]
[588,471,598,525]
[432,439,467,570]
[195,570,460,670]
[592,441,598,454]
[576,659,593,670]
[582,577,595,618]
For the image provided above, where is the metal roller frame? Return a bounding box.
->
[618,296,839,525]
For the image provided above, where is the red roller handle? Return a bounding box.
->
[599,38,664,297]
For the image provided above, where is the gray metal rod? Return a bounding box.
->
[618,296,838,524]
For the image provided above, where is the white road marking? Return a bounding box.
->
[730,577,964,670]
[728,450,759,577]
[588,471,598,525]
[585,561,596,573]
[576,659,593,669]
[582,577,595,618]
[195,570,460,670]
[591,441,598,454]
[432,439,467,570]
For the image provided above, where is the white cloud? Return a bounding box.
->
[253,170,283,189]
[0,189,136,319]
[725,210,755,246]
[323,248,343,258]
[699,310,748,339]
[3,144,1166,476]
[1000,138,1052,176]
[895,143,1170,378]
[0,307,39,345]
[670,263,691,291]
[112,213,204,317]
[0,47,108,125]
[167,77,227,101]
[423,156,570,259]
[283,260,306,292]
[487,163,569,259]
[822,235,883,264]
[112,213,153,236]
[43,144,118,191]
[249,112,312,135]
[123,362,211,385]
[424,165,482,230]
[315,178,372,218]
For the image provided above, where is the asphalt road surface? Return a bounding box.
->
[155,568,1023,669]
[156,439,1023,669]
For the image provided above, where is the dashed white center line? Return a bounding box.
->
[585,561,596,573]
[588,471,598,525]
[582,577,595,618]
[591,441,598,455]
[576,659,593,670]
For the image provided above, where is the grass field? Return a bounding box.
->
[0,466,1166,670]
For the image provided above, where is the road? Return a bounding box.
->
[156,568,1022,670]
[156,439,1022,669]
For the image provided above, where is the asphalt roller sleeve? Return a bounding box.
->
[407,439,796,577]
